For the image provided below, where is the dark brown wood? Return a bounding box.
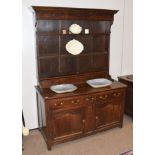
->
[32,6,127,150]
[39,71,109,88]
[36,82,126,150]
[32,6,117,81]
[32,6,118,20]
[118,75,133,117]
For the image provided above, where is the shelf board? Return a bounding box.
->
[36,32,110,36]
[38,51,108,59]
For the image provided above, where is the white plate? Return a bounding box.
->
[69,24,82,34]
[65,39,84,55]
[86,78,112,88]
[50,84,77,93]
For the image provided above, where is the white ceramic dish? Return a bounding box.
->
[50,84,77,93]
[69,24,82,34]
[65,39,84,55]
[86,78,112,88]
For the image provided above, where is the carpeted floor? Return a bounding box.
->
[23,115,133,155]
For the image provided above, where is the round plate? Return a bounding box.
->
[69,24,82,34]
[65,39,84,55]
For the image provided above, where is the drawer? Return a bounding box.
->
[48,97,84,110]
[96,90,124,102]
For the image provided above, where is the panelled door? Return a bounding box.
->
[50,107,85,140]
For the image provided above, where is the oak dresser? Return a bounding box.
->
[32,6,127,150]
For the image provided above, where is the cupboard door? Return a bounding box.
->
[95,100,122,129]
[50,107,85,140]
[95,101,113,128]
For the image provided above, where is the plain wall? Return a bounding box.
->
[121,0,133,75]
[22,0,133,129]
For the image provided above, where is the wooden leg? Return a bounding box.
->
[47,141,52,150]
[119,123,123,128]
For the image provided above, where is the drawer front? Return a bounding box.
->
[48,96,84,111]
[48,94,97,110]
[96,90,124,102]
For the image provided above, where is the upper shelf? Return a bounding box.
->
[36,32,111,36]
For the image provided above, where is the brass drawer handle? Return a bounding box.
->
[91,97,95,100]
[113,93,121,97]
[71,100,80,104]
[86,97,95,101]
[99,95,108,99]
[96,116,98,119]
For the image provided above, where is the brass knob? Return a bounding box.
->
[86,98,89,101]
[82,120,86,123]
[71,100,79,104]
[54,103,57,106]
[96,116,98,119]
[91,97,95,100]
[60,102,63,105]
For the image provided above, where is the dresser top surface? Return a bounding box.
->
[35,81,127,100]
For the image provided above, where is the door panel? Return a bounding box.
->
[95,101,113,128]
[50,108,85,140]
[95,100,122,129]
